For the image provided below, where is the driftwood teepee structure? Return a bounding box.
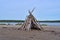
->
[18,9,43,31]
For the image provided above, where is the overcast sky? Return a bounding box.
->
[0,0,60,20]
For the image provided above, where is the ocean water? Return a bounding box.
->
[0,22,60,26]
[40,22,60,26]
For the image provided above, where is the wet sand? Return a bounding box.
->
[0,25,60,40]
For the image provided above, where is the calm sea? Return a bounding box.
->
[0,22,60,26]
[40,22,60,26]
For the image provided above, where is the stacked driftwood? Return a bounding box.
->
[18,9,43,31]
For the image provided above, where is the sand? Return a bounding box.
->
[0,25,60,40]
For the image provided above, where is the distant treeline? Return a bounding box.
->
[0,20,24,22]
[0,20,60,22]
